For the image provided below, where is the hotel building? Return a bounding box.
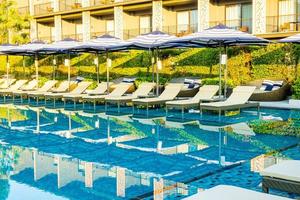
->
[15,0,300,42]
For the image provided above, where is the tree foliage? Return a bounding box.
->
[0,0,30,44]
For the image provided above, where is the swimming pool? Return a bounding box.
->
[0,104,299,199]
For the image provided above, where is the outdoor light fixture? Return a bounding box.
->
[94,57,99,65]
[107,58,112,68]
[220,54,227,65]
[64,59,70,67]
[157,59,162,70]
[53,58,57,65]
[151,57,155,64]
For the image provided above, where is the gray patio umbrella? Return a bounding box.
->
[1,41,47,89]
[170,24,270,98]
[128,31,179,95]
[68,34,132,94]
[37,38,82,91]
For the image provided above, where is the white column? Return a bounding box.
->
[30,19,38,41]
[29,0,35,15]
[53,0,60,12]
[54,15,62,41]
[152,0,163,31]
[114,6,124,39]
[253,0,267,34]
[198,0,210,31]
[82,11,91,41]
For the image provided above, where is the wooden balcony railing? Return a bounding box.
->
[59,0,82,12]
[209,18,252,33]
[34,2,54,15]
[266,14,300,33]
[163,24,198,37]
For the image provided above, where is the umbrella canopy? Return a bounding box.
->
[1,40,47,55]
[171,24,270,47]
[69,34,132,52]
[128,31,179,50]
[0,44,18,55]
[279,33,300,43]
[37,38,82,54]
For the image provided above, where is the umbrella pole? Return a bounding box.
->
[52,55,56,80]
[106,51,110,95]
[218,46,222,99]
[6,55,9,84]
[224,46,228,98]
[151,49,155,83]
[35,53,39,89]
[156,49,159,96]
[96,52,99,83]
[22,56,26,77]
[68,53,71,91]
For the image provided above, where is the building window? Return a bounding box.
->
[225,3,252,33]
[176,10,198,35]
[106,20,114,35]
[140,16,152,34]
[279,0,298,31]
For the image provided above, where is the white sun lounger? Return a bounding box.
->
[0,78,16,89]
[45,81,92,108]
[26,80,58,103]
[260,160,300,194]
[82,82,134,110]
[200,86,259,117]
[0,80,28,102]
[105,82,155,112]
[166,85,219,118]
[183,185,292,200]
[132,83,183,115]
[12,79,39,102]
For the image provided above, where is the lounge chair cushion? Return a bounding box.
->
[122,77,136,83]
[184,185,292,200]
[260,160,300,183]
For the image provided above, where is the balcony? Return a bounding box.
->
[123,28,151,40]
[89,0,115,6]
[62,34,83,41]
[60,0,82,12]
[209,19,252,33]
[91,31,115,38]
[38,36,55,43]
[266,15,300,33]
[34,2,54,15]
[163,24,198,37]
[18,6,29,15]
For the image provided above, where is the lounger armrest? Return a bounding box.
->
[137,94,158,98]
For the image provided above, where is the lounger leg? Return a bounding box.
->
[166,106,168,117]
[132,104,135,115]
[28,96,30,104]
[117,102,120,114]
[21,95,23,104]
[3,95,6,103]
[262,182,269,193]
[146,103,149,117]
[12,95,15,103]
[105,102,107,112]
[64,99,66,108]
[218,109,221,121]
[83,101,85,110]
[54,98,56,108]
[74,100,76,109]
[93,100,96,112]
[37,97,39,105]
[181,106,184,120]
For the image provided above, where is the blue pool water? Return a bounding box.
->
[0,103,299,199]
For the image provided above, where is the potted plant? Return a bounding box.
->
[289,78,300,105]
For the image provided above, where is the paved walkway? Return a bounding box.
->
[259,100,300,110]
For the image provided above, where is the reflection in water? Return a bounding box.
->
[0,104,299,199]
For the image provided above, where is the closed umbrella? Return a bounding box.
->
[170,24,270,98]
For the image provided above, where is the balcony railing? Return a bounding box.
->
[91,31,115,38]
[163,24,198,37]
[34,2,54,15]
[209,19,252,33]
[38,36,55,43]
[123,28,151,40]
[89,0,115,6]
[60,0,82,12]
[62,34,83,41]
[18,6,30,15]
[266,14,300,33]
